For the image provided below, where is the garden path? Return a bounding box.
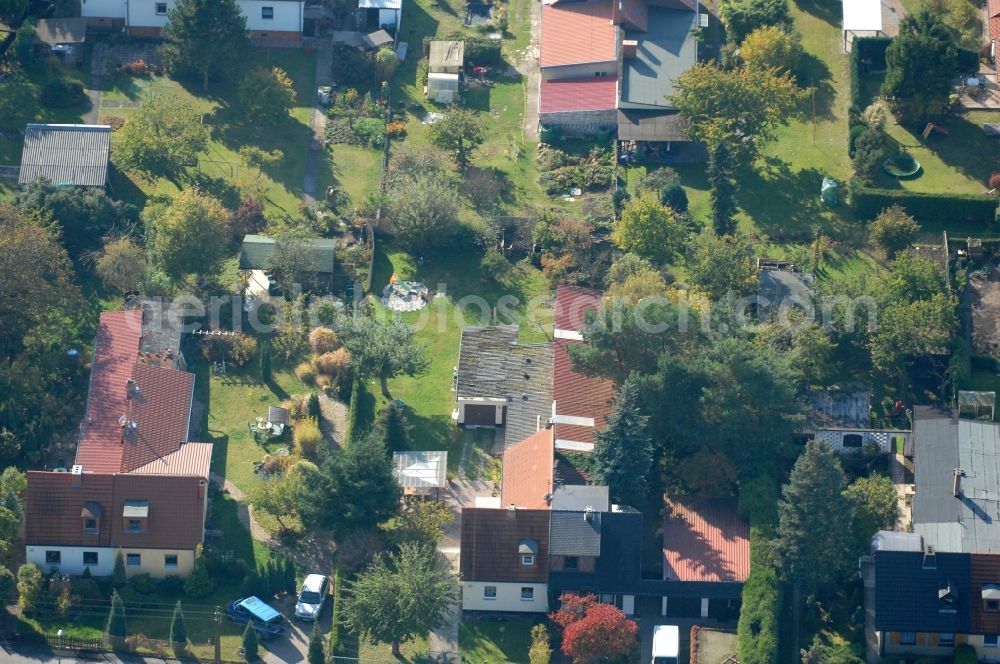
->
[302,44,333,204]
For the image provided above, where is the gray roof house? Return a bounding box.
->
[619,7,699,111]
[18,124,111,188]
[912,408,1000,553]
[454,325,553,447]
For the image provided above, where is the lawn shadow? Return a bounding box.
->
[907,114,995,185]
[797,51,836,120]
[794,0,840,25]
[107,167,150,209]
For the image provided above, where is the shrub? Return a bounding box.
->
[850,179,999,224]
[294,418,323,458]
[183,546,213,599]
[852,127,894,184]
[309,327,341,354]
[416,58,429,87]
[737,560,780,664]
[386,121,407,137]
[953,645,977,664]
[353,117,386,147]
[719,0,790,42]
[157,575,185,596]
[315,348,351,377]
[295,361,316,384]
[201,334,258,366]
[130,573,156,594]
[989,172,1000,191]
[661,183,688,213]
[40,77,87,108]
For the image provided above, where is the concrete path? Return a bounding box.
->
[302,44,333,205]
[84,43,105,124]
[514,0,541,141]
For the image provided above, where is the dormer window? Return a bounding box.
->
[518,538,538,566]
[81,501,101,534]
[983,585,1000,612]
[123,500,149,534]
[939,578,957,614]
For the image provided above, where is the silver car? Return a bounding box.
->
[294,574,329,621]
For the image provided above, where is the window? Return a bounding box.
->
[483,586,497,600]
[939,633,955,646]
[155,2,167,14]
[988,599,1000,612]
[127,553,141,567]
[594,71,607,77]
[164,554,178,568]
[842,433,863,448]
[900,632,916,646]
[521,554,534,566]
[564,556,579,571]
[986,635,1000,648]
[520,587,534,601]
[83,518,98,533]
[261,6,273,19]
[126,519,145,533]
[45,550,61,565]
[83,551,98,566]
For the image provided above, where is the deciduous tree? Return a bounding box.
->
[96,238,147,294]
[387,173,461,252]
[161,0,249,89]
[239,68,296,126]
[592,379,653,508]
[739,25,803,72]
[845,474,899,553]
[529,624,552,664]
[342,543,458,657]
[382,500,455,548]
[612,196,687,265]
[719,0,790,41]
[112,95,209,179]
[427,108,485,168]
[869,205,920,259]
[340,317,430,399]
[550,594,638,664]
[146,188,230,279]
[685,230,756,299]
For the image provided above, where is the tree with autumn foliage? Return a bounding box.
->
[550,594,638,664]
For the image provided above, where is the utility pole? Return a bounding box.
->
[214,606,222,664]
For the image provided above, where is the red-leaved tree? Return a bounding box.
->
[550,593,638,664]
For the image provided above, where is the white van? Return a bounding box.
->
[652,625,680,664]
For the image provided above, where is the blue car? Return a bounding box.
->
[226,596,286,640]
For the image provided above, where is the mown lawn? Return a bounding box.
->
[99,48,322,217]
[459,619,536,663]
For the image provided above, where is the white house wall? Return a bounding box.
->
[242,0,303,33]
[26,545,196,577]
[81,0,127,19]
[462,581,549,613]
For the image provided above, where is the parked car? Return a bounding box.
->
[226,596,286,639]
[294,573,329,621]
[651,625,679,664]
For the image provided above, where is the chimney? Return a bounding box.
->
[71,464,83,488]
[126,378,139,399]
[953,467,964,497]
[611,0,620,25]
[923,545,937,570]
[622,39,638,58]
[584,506,594,522]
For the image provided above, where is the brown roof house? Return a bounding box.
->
[25,309,211,578]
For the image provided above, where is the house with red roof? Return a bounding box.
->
[538,0,700,144]
[24,308,211,578]
[552,285,617,452]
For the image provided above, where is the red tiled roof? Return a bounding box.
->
[990,0,1000,42]
[120,363,195,472]
[130,442,212,477]
[662,499,750,583]
[554,285,603,333]
[25,471,208,550]
[76,310,144,474]
[971,553,1000,634]
[502,429,555,509]
[540,77,619,114]
[75,310,196,474]
[541,1,618,67]
[553,340,616,447]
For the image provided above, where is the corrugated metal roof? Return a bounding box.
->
[662,499,750,583]
[35,18,87,44]
[501,429,555,510]
[539,77,618,114]
[540,1,618,67]
[19,124,110,188]
[619,7,698,110]
[130,442,213,477]
[550,510,602,556]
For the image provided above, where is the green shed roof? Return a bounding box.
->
[239,234,336,272]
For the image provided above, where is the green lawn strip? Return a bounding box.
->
[328,143,383,203]
[359,634,430,661]
[458,619,536,663]
[372,241,551,470]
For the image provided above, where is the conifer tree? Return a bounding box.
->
[591,378,654,508]
[708,141,738,237]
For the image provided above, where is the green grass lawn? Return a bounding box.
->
[99,48,319,216]
[459,619,537,663]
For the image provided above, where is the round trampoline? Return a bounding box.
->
[883,155,922,178]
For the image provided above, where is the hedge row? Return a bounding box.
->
[737,550,781,664]
[849,179,998,223]
[343,376,361,447]
[849,37,891,110]
[327,570,341,661]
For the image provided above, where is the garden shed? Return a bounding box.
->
[18,124,111,188]
[841,0,883,50]
[429,40,464,74]
[238,234,336,293]
[427,73,460,104]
